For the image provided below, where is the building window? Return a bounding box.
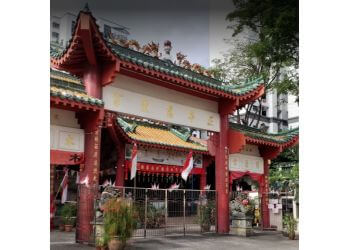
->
[104,24,111,39]
[277,110,282,119]
[52,32,59,43]
[115,34,127,41]
[262,107,267,116]
[71,21,76,35]
[52,22,59,29]
[261,94,266,102]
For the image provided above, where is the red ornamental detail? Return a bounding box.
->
[125,160,204,175]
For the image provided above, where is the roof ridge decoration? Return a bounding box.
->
[117,117,137,133]
[115,117,208,152]
[107,42,264,96]
[50,7,265,101]
[170,128,191,142]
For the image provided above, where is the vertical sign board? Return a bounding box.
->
[50,125,85,152]
[228,154,264,174]
[102,74,220,132]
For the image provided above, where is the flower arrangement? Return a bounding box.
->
[230,192,255,219]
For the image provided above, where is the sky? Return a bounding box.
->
[51,0,219,67]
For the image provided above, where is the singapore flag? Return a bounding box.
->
[130,143,138,180]
[181,150,193,182]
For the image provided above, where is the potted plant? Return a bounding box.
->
[61,203,76,232]
[230,192,255,236]
[283,214,298,240]
[103,198,136,250]
[198,196,215,232]
[95,234,107,250]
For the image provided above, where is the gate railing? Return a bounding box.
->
[92,186,216,241]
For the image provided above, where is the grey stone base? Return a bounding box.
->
[230,218,253,237]
[230,227,253,237]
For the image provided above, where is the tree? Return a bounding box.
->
[211,0,299,128]
[226,0,299,97]
[269,145,299,201]
[226,0,298,65]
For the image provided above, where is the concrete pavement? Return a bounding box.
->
[51,230,298,250]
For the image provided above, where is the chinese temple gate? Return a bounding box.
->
[50,6,299,241]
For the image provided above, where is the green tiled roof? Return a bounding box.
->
[116,117,207,151]
[230,123,299,144]
[50,9,264,97]
[50,68,104,107]
[107,42,264,96]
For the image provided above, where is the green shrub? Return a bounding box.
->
[103,198,137,244]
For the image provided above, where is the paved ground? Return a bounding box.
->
[51,230,298,250]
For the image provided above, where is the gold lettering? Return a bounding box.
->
[141,98,150,112]
[166,105,174,118]
[188,111,195,123]
[65,134,75,146]
[207,115,214,126]
[113,92,123,108]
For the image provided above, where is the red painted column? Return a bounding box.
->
[200,173,207,190]
[215,113,230,233]
[77,66,103,243]
[115,144,125,187]
[83,65,102,98]
[261,158,270,228]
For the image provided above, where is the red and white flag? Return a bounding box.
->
[168,183,180,192]
[130,143,138,180]
[80,176,89,187]
[102,179,110,188]
[181,150,193,181]
[204,184,211,190]
[151,183,159,190]
[60,168,69,204]
[75,172,80,184]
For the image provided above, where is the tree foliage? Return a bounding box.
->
[226,0,299,66]
[210,0,299,128]
[269,145,299,201]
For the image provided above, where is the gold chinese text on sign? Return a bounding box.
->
[65,134,75,146]
[141,98,149,112]
[188,111,195,123]
[113,92,123,108]
[166,105,174,118]
[207,115,214,126]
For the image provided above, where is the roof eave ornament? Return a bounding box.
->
[83,3,91,13]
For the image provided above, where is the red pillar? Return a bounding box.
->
[261,158,270,228]
[77,66,103,243]
[200,173,206,190]
[215,113,230,233]
[83,65,102,99]
[115,144,125,187]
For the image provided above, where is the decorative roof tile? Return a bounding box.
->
[107,42,264,96]
[50,68,104,107]
[230,123,299,144]
[116,117,207,152]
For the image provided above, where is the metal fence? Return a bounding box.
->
[92,186,216,241]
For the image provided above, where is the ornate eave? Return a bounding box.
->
[105,112,209,154]
[230,123,299,149]
[50,8,265,107]
[50,68,104,111]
